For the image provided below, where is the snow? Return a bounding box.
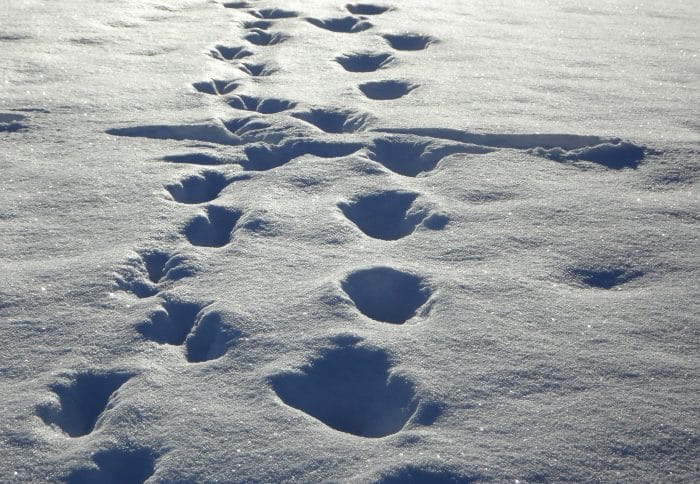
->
[1,0,698,482]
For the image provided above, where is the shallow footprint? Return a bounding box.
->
[306,16,372,33]
[359,80,417,100]
[383,33,435,51]
[336,52,394,72]
[346,3,392,15]
[223,1,251,8]
[248,8,298,19]
[269,340,418,437]
[567,266,644,289]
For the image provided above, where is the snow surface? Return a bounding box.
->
[1,0,698,482]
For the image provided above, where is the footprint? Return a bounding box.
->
[183,205,243,248]
[222,116,273,136]
[292,108,371,133]
[346,3,392,15]
[339,190,445,240]
[341,266,431,324]
[165,171,240,204]
[0,112,27,133]
[209,44,254,61]
[248,8,298,19]
[306,16,372,33]
[359,80,417,100]
[227,95,296,114]
[223,1,251,7]
[244,29,288,46]
[269,340,418,437]
[192,79,240,95]
[242,20,274,30]
[383,33,435,51]
[567,266,644,289]
[37,371,134,437]
[243,139,362,171]
[530,141,645,169]
[137,298,207,346]
[367,137,490,177]
[335,52,394,72]
[185,311,242,363]
[138,299,238,362]
[114,250,195,298]
[238,61,278,77]
[65,447,157,484]
[162,152,227,166]
[378,465,479,483]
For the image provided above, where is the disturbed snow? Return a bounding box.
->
[1,0,698,482]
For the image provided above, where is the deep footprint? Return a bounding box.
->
[37,371,133,437]
[66,447,157,484]
[292,108,371,133]
[209,44,254,61]
[335,52,394,72]
[244,29,288,46]
[243,139,362,171]
[378,465,480,484]
[165,171,233,204]
[342,266,431,323]
[114,250,194,298]
[339,190,437,240]
[306,16,372,33]
[183,205,243,248]
[270,341,418,437]
[346,3,392,15]
[367,136,490,177]
[185,311,241,363]
[238,61,278,77]
[383,33,435,50]
[192,79,239,95]
[137,299,207,345]
[242,20,274,30]
[227,95,296,114]
[359,80,417,100]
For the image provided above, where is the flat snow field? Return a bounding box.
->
[1,0,698,482]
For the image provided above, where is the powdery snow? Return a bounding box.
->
[1,0,698,482]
